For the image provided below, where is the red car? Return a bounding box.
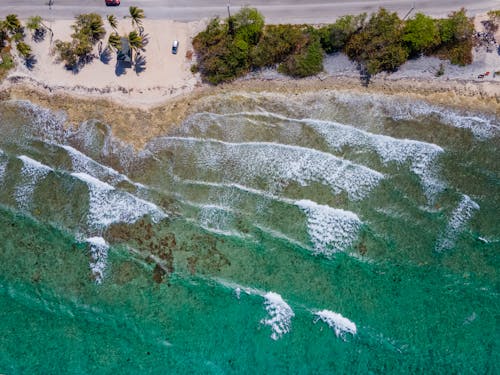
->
[105,0,120,6]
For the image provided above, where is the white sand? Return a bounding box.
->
[6,19,206,108]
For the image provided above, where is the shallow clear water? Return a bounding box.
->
[0,91,499,373]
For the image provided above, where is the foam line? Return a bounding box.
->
[156,137,384,201]
[0,149,6,182]
[14,155,53,210]
[72,172,166,228]
[314,310,357,340]
[86,237,109,284]
[61,144,136,186]
[181,111,445,201]
[303,118,445,201]
[261,292,295,341]
[296,199,361,256]
[435,194,480,252]
[179,179,363,256]
[331,91,500,139]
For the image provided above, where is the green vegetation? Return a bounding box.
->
[193,8,323,84]
[278,33,323,77]
[107,14,118,31]
[487,10,500,19]
[128,6,145,28]
[127,30,143,60]
[317,13,366,53]
[434,9,474,65]
[193,7,476,85]
[108,32,121,51]
[54,13,105,69]
[403,13,440,55]
[0,51,15,81]
[16,41,31,58]
[345,8,408,75]
[250,24,307,68]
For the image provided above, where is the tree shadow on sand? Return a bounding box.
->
[100,47,113,64]
[115,59,130,76]
[25,55,38,70]
[134,53,146,74]
[32,28,46,43]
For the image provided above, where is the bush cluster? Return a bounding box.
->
[193,7,476,84]
[54,13,105,69]
[193,9,323,84]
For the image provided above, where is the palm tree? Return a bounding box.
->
[5,14,22,35]
[107,14,118,31]
[108,32,121,51]
[127,30,143,60]
[128,6,145,29]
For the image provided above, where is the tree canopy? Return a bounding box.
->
[345,8,408,75]
[403,13,440,55]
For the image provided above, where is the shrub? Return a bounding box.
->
[72,13,105,44]
[54,40,78,67]
[434,9,474,65]
[487,10,500,20]
[192,9,264,84]
[278,34,323,77]
[345,8,408,75]
[250,24,307,68]
[231,7,264,44]
[403,13,440,55]
[54,13,106,69]
[317,13,366,53]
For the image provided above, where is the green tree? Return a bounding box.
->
[107,14,118,31]
[127,30,143,59]
[129,6,145,29]
[73,13,105,44]
[108,32,121,51]
[26,16,42,32]
[278,35,323,77]
[5,14,22,35]
[231,7,264,44]
[16,41,31,58]
[403,13,440,55]
[435,8,474,65]
[250,24,306,68]
[318,13,366,54]
[54,40,78,68]
[345,8,408,75]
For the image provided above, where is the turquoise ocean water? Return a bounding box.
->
[0,90,498,373]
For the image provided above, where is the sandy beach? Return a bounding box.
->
[1,13,499,147]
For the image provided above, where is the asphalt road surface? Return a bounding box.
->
[0,0,497,23]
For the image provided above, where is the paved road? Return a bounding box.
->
[0,0,496,23]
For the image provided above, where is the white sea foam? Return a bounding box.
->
[14,155,53,210]
[0,149,6,182]
[261,292,295,341]
[86,236,109,284]
[71,172,166,228]
[61,144,135,186]
[11,100,67,143]
[156,137,384,201]
[314,309,357,340]
[296,199,362,257]
[332,92,500,139]
[435,194,480,252]
[180,179,363,256]
[304,119,445,201]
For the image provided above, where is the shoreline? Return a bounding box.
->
[2,73,499,149]
[1,12,499,148]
